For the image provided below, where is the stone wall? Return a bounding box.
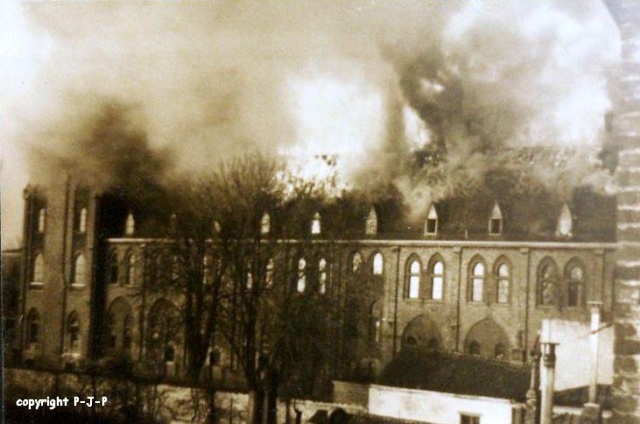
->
[612,1,640,423]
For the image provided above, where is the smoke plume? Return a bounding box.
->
[1,1,619,245]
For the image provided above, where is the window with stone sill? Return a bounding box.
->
[72,254,86,288]
[566,260,585,308]
[406,258,421,299]
[372,252,384,276]
[495,261,510,304]
[31,253,45,287]
[469,261,485,302]
[430,258,445,300]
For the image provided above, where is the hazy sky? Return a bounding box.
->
[0,0,619,248]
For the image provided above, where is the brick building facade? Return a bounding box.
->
[17,176,617,388]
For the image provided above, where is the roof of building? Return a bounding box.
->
[380,350,531,402]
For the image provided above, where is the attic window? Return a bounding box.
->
[311,212,321,235]
[556,203,573,237]
[261,213,271,235]
[424,203,438,235]
[125,213,135,236]
[365,207,378,235]
[489,202,503,235]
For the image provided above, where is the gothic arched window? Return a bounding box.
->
[430,258,444,300]
[566,260,585,308]
[406,258,421,299]
[538,259,559,306]
[495,260,510,304]
[469,260,485,302]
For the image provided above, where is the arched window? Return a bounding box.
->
[468,340,481,355]
[372,252,384,276]
[78,208,87,233]
[33,254,44,283]
[406,258,421,299]
[261,213,271,235]
[566,261,585,307]
[495,261,510,304]
[430,259,444,300]
[318,258,327,294]
[73,255,86,287]
[266,258,275,288]
[37,208,46,233]
[351,252,363,274]
[125,212,135,235]
[67,312,80,351]
[538,259,559,306]
[311,212,321,235]
[27,309,40,347]
[297,258,306,293]
[109,251,119,284]
[126,253,136,286]
[469,261,485,302]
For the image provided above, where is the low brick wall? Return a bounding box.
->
[4,368,365,423]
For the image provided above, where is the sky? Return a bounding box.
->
[0,0,620,249]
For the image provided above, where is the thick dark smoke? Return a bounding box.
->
[1,0,619,245]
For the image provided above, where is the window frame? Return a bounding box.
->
[494,258,511,305]
[405,256,422,300]
[565,259,585,308]
[125,251,136,286]
[72,254,86,288]
[468,258,486,303]
[429,256,445,301]
[31,253,45,287]
[372,252,384,276]
[537,258,560,307]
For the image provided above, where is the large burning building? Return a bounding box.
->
[16,152,617,382]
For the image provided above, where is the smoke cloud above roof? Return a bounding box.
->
[0,0,619,247]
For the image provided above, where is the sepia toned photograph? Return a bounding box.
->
[1,1,637,423]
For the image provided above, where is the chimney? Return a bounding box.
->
[540,341,558,424]
[582,301,603,423]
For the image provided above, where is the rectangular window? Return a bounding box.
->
[409,276,420,299]
[460,414,480,424]
[432,276,443,300]
[471,278,483,302]
[426,219,437,234]
[490,219,501,234]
